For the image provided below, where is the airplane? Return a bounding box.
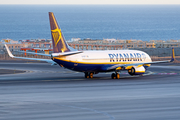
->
[5,12,175,79]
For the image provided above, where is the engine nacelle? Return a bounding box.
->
[128,66,146,76]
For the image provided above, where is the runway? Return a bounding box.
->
[0,62,180,120]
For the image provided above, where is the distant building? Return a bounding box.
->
[22,41,52,49]
[1,38,19,44]
[103,38,116,43]
[1,37,180,52]
[5,44,23,51]
[150,40,165,43]
[70,38,81,42]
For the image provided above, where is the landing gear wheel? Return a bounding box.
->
[128,67,135,76]
[89,72,93,78]
[116,73,120,79]
[111,73,116,79]
[85,72,89,78]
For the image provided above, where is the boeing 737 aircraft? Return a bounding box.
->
[5,12,175,79]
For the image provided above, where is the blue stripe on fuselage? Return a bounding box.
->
[53,58,150,72]
[53,58,114,72]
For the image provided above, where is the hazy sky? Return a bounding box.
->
[1,0,180,4]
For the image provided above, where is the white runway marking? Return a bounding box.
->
[60,104,115,120]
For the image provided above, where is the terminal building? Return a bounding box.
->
[1,38,180,51]
[1,38,180,61]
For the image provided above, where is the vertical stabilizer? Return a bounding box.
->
[49,12,71,53]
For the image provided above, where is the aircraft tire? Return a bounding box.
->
[89,72,93,78]
[85,72,89,78]
[128,67,135,76]
[111,73,116,79]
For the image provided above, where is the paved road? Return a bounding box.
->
[0,62,180,120]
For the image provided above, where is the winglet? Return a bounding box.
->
[170,48,175,62]
[4,44,14,58]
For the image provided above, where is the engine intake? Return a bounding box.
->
[128,66,145,75]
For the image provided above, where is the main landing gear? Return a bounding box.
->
[85,72,120,79]
[111,73,120,79]
[85,72,94,78]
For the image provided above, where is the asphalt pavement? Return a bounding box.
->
[0,62,180,120]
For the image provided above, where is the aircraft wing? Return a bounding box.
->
[17,51,51,57]
[106,60,171,70]
[5,44,56,64]
[52,51,83,57]
[17,49,82,57]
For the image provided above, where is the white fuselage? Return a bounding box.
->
[53,50,152,72]
[60,50,152,64]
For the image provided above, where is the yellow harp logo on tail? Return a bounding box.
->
[51,28,62,47]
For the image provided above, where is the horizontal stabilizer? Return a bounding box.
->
[52,51,83,57]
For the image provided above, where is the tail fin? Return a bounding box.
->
[49,12,71,53]
[170,48,175,62]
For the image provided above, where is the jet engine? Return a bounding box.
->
[128,66,146,76]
